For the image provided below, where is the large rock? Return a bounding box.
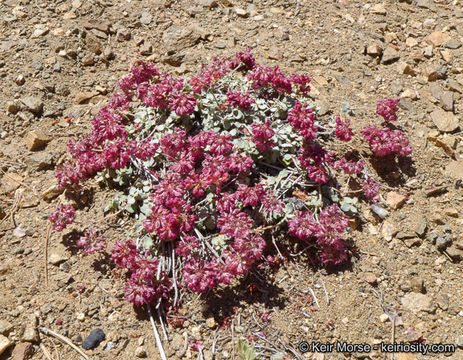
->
[162,25,201,54]
[381,47,400,64]
[426,31,451,47]
[20,96,43,115]
[25,130,50,151]
[24,152,54,171]
[401,293,435,314]
[386,191,407,209]
[0,320,13,335]
[0,335,13,356]
[21,316,39,343]
[11,342,34,360]
[430,109,459,132]
[85,32,102,55]
[445,160,463,180]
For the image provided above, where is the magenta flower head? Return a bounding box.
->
[376,98,400,122]
[48,205,75,232]
[335,117,354,142]
[76,228,106,255]
[361,125,412,157]
[168,93,196,116]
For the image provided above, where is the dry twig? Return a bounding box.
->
[44,222,52,287]
[39,327,89,360]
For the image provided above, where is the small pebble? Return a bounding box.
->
[135,346,147,358]
[82,328,105,350]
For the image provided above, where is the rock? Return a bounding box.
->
[397,62,416,76]
[116,28,131,42]
[31,26,49,38]
[82,20,111,34]
[370,204,388,219]
[140,12,152,25]
[7,101,20,114]
[414,216,427,238]
[430,109,459,132]
[443,39,461,49]
[370,3,386,15]
[381,47,400,64]
[440,49,453,63]
[423,45,433,59]
[15,74,25,85]
[11,342,34,360]
[25,130,50,151]
[85,33,102,55]
[435,234,452,251]
[446,245,463,262]
[405,37,418,47]
[440,92,454,112]
[140,43,153,56]
[24,152,54,171]
[455,336,463,349]
[195,0,217,8]
[401,293,434,314]
[416,0,433,8]
[0,320,13,335]
[403,237,421,248]
[0,335,12,356]
[443,208,459,217]
[367,44,383,57]
[426,31,451,47]
[135,346,147,358]
[21,316,38,343]
[429,82,443,100]
[386,191,407,209]
[445,160,463,180]
[82,329,105,350]
[20,96,43,115]
[411,278,424,293]
[379,314,389,323]
[82,53,95,66]
[171,333,184,351]
[206,317,217,329]
[42,185,63,201]
[49,253,69,265]
[13,227,26,238]
[235,8,248,17]
[103,47,115,61]
[162,25,201,54]
[73,91,99,105]
[363,272,377,285]
[381,219,399,241]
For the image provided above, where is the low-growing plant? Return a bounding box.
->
[49,49,412,310]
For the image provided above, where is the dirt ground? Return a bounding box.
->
[1,0,463,359]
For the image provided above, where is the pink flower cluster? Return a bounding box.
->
[362,176,380,201]
[333,157,364,175]
[335,117,354,142]
[76,228,106,254]
[143,129,255,243]
[111,240,172,305]
[298,144,334,184]
[376,98,400,122]
[52,49,413,305]
[288,204,349,265]
[48,205,75,232]
[251,121,276,152]
[287,102,317,141]
[227,89,255,110]
[361,125,412,157]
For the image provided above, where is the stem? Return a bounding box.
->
[148,305,168,360]
[44,223,52,287]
